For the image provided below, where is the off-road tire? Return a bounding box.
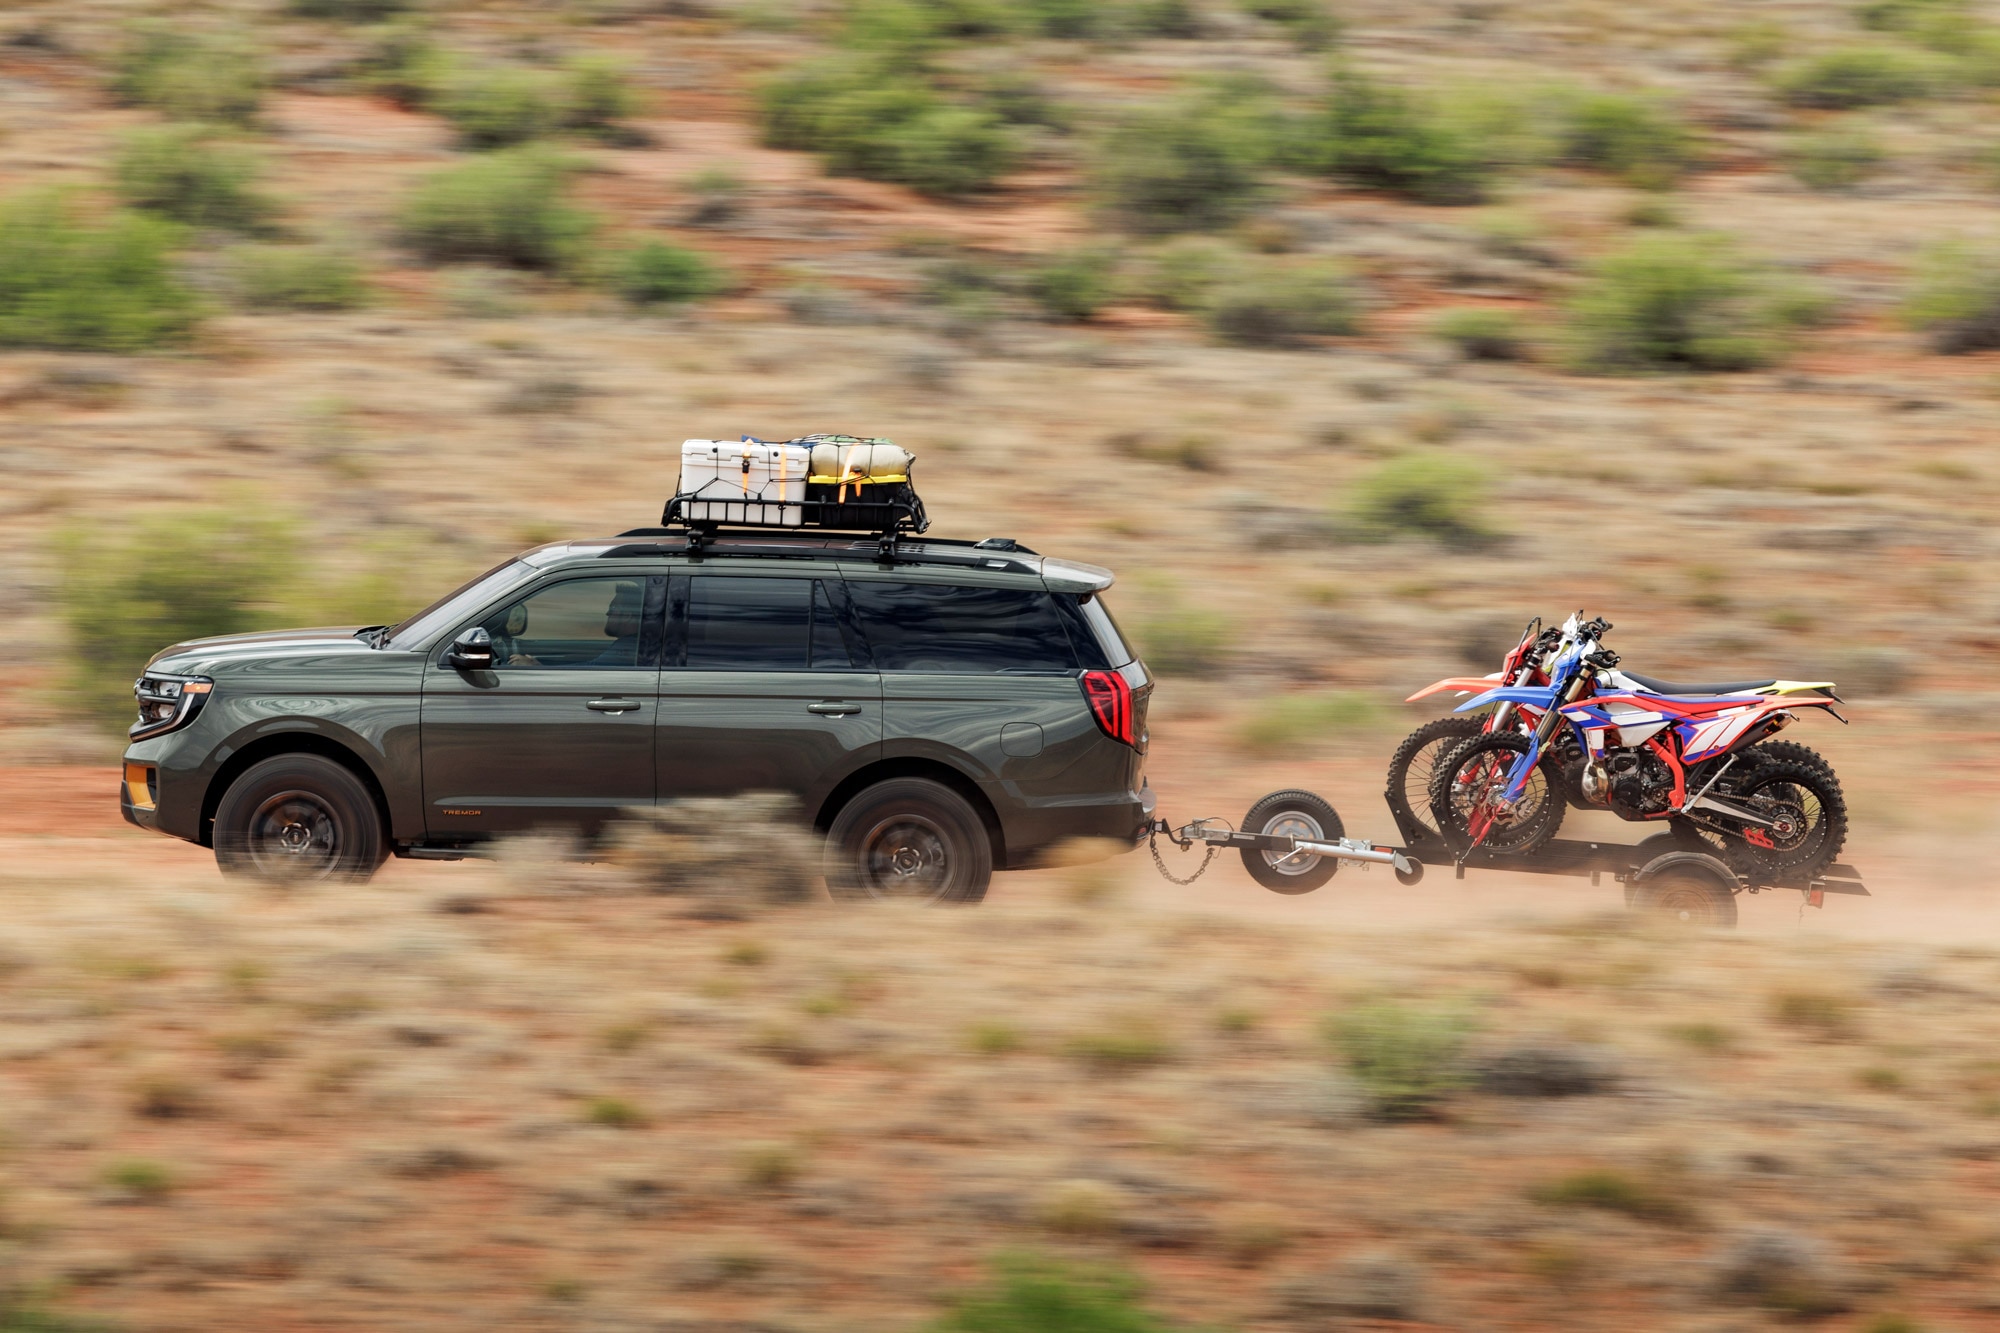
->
[1709,759,1848,883]
[1427,732,1566,857]
[825,778,992,904]
[214,754,385,884]
[1240,789,1344,894]
[1629,852,1739,927]
[1384,717,1486,840]
[1741,739,1834,777]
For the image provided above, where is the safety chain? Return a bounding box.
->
[1148,821,1219,885]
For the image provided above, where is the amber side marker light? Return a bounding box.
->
[124,762,156,811]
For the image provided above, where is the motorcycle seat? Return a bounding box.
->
[1624,672,1778,697]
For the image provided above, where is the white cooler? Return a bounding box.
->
[678,439,809,526]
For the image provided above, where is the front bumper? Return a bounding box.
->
[119,760,164,834]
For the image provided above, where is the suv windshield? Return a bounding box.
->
[382,559,536,650]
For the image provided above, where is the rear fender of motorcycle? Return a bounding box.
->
[1405,674,1504,704]
[1452,685,1558,714]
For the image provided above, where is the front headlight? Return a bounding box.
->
[131,673,213,740]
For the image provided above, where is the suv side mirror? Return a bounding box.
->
[447,626,495,670]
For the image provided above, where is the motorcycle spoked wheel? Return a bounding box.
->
[1672,741,1841,861]
[1383,716,1487,840]
[1700,759,1849,882]
[1426,732,1566,857]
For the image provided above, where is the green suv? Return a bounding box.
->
[120,530,1154,902]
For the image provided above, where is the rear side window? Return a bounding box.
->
[847,582,1078,673]
[681,576,852,670]
[1052,592,1134,670]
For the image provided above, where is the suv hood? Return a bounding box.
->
[146,626,374,673]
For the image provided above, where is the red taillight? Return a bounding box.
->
[1081,670,1135,747]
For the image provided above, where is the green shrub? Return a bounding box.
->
[1347,451,1493,547]
[1128,0,1203,36]
[1432,306,1527,359]
[979,69,1071,131]
[289,0,410,17]
[928,1253,1171,1333]
[1531,1168,1696,1225]
[110,26,265,125]
[100,1156,177,1200]
[437,63,564,149]
[584,1095,647,1128]
[0,1297,110,1332]
[57,509,297,725]
[1566,234,1817,372]
[397,148,594,269]
[1858,0,1965,32]
[1239,0,1340,47]
[611,239,724,307]
[563,54,645,141]
[1136,236,1245,309]
[1323,1001,1474,1120]
[1556,91,1689,189]
[1131,591,1230,676]
[1202,260,1358,347]
[1236,690,1380,756]
[1774,45,1938,107]
[1093,93,1275,233]
[358,20,445,109]
[1023,0,1114,39]
[1769,988,1860,1039]
[758,57,1015,196]
[1786,121,1886,190]
[0,192,200,352]
[232,245,371,311]
[113,125,275,231]
[1905,240,2000,352]
[1062,1015,1174,1070]
[1027,246,1118,321]
[1309,69,1497,204]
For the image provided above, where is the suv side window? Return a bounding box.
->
[846,582,1078,673]
[478,577,653,669]
[678,575,855,671]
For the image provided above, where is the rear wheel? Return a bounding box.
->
[1708,760,1848,883]
[214,754,385,883]
[1240,790,1344,894]
[1384,717,1486,840]
[1427,732,1565,856]
[825,778,992,904]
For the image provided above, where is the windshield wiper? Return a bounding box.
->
[354,625,390,648]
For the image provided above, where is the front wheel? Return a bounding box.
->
[1427,732,1565,856]
[1240,789,1344,894]
[825,778,992,904]
[213,753,385,883]
[1383,716,1487,840]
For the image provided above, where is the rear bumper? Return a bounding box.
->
[998,782,1155,869]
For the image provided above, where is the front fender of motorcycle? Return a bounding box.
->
[1405,674,1503,704]
[1453,685,1560,715]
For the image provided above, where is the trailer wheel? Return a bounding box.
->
[1629,851,1739,928]
[1240,790,1343,894]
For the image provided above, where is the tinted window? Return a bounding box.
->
[847,582,1078,673]
[1079,594,1135,667]
[480,578,647,670]
[682,577,854,670]
[686,576,809,670]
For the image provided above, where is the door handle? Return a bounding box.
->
[807,701,863,715]
[586,698,642,713]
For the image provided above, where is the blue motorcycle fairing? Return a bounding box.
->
[1453,685,1561,714]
